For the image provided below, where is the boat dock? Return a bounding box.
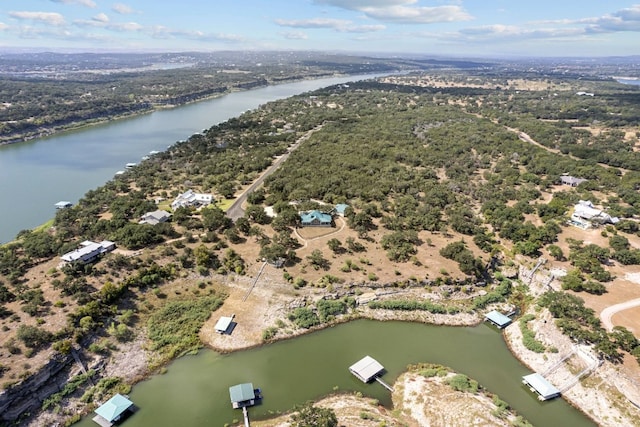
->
[349,356,394,391]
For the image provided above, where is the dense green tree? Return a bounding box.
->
[291,404,338,427]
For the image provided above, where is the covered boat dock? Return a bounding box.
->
[522,373,561,401]
[92,394,134,427]
[349,355,384,383]
[485,310,513,329]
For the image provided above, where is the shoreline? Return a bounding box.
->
[24,274,634,427]
[0,71,364,148]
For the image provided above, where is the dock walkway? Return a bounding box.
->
[242,406,250,427]
[375,377,394,392]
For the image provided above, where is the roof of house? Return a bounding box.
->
[140,209,172,224]
[485,310,512,328]
[229,383,255,403]
[522,373,560,399]
[61,240,115,263]
[349,356,384,381]
[300,210,332,223]
[215,315,234,333]
[55,201,72,208]
[560,175,587,186]
[574,200,620,224]
[94,394,133,422]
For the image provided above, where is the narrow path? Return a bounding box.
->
[601,297,640,331]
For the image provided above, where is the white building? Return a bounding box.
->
[61,240,115,264]
[572,200,619,225]
[171,189,213,210]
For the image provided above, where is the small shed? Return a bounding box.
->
[229,383,258,408]
[55,201,73,209]
[215,314,235,334]
[349,356,384,383]
[92,394,134,427]
[522,373,561,401]
[485,310,512,329]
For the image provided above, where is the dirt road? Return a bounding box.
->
[226,124,324,220]
[601,297,640,331]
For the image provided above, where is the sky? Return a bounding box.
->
[1,1,640,57]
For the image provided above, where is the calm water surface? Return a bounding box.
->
[75,320,594,427]
[0,74,383,243]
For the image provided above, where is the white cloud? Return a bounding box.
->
[50,0,97,8]
[9,11,66,26]
[275,18,351,29]
[92,13,109,23]
[0,22,7,31]
[148,26,244,43]
[313,0,472,24]
[281,31,308,40]
[360,5,472,24]
[112,3,135,15]
[275,18,384,33]
[314,0,417,9]
[110,22,143,32]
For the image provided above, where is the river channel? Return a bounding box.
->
[75,320,594,427]
[0,74,383,243]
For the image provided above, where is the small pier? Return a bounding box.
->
[375,377,394,392]
[241,406,250,427]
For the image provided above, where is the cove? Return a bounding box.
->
[0,73,386,244]
[75,320,595,427]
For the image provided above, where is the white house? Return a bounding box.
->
[171,189,213,210]
[572,200,619,225]
[61,240,115,264]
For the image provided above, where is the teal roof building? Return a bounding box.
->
[93,394,134,426]
[300,210,332,227]
[229,383,259,408]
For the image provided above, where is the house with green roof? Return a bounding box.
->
[299,210,332,227]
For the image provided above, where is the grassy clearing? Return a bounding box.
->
[147,292,226,366]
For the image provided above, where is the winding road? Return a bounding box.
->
[601,298,640,331]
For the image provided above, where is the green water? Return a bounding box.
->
[76,320,595,427]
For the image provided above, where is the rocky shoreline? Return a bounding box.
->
[18,270,640,427]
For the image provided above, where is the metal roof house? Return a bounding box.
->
[92,394,134,427]
[61,240,115,264]
[299,210,332,227]
[522,373,561,401]
[485,310,512,329]
[229,383,260,409]
[139,209,172,225]
[349,356,385,383]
